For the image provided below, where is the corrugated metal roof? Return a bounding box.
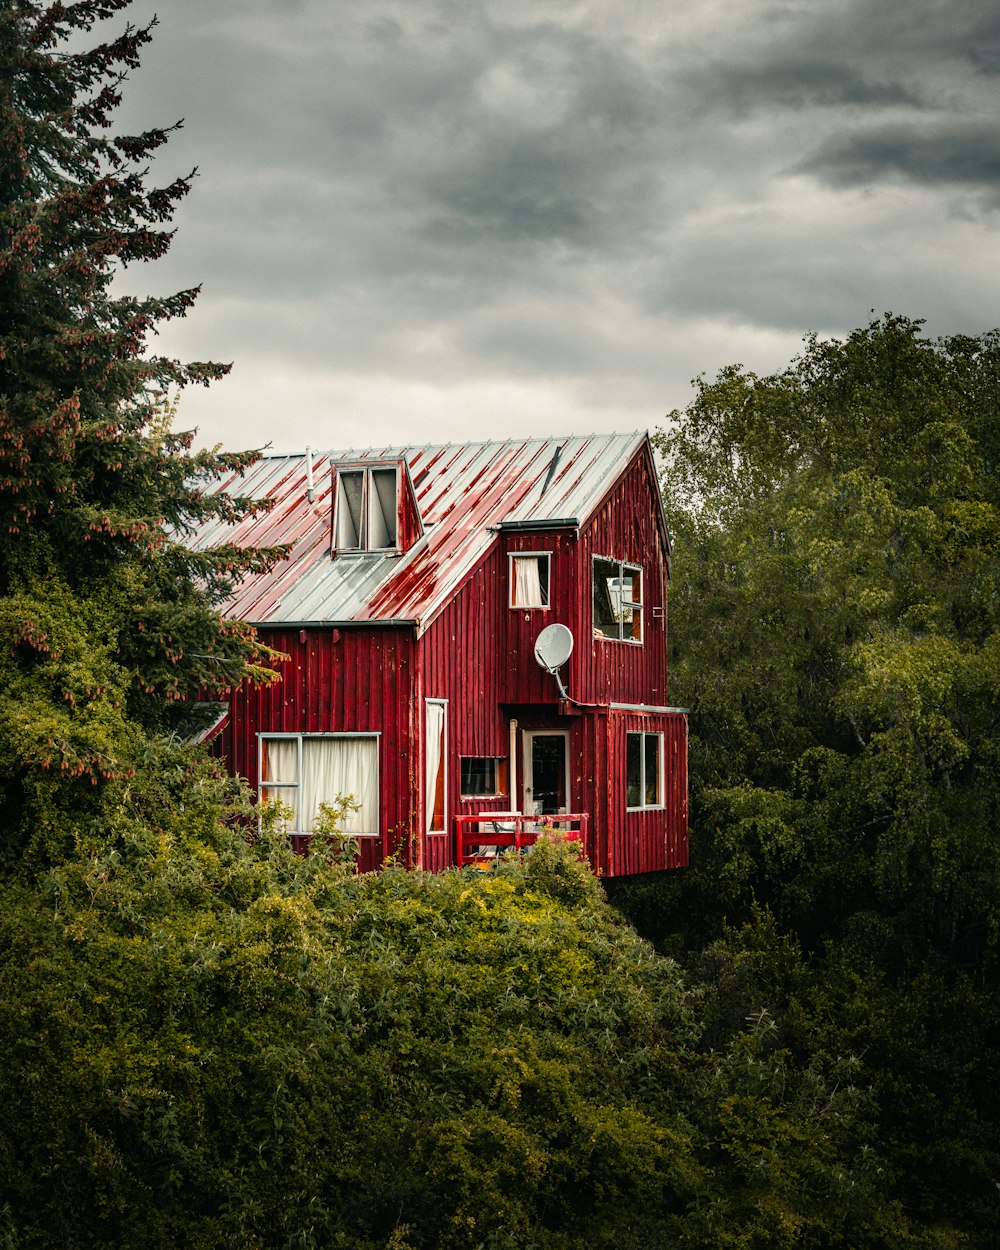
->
[189,432,648,631]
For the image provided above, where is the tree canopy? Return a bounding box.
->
[0,0,281,868]
[654,315,999,962]
[634,314,1000,1244]
[0,813,914,1250]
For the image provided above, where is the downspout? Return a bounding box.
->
[510,718,519,814]
[412,632,423,873]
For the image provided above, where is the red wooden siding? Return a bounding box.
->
[498,449,670,709]
[411,444,686,877]
[218,625,417,873]
[575,449,671,707]
[603,710,688,876]
[418,546,509,873]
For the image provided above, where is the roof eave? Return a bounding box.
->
[249,617,419,630]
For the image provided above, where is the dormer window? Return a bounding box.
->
[334,466,399,552]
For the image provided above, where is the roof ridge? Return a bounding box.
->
[254,430,648,461]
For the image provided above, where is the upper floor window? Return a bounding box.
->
[509,553,551,609]
[593,556,642,642]
[335,466,398,552]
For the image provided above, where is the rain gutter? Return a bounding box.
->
[609,702,690,714]
[493,518,580,533]
[249,618,419,630]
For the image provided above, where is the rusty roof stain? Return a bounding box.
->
[189,432,649,632]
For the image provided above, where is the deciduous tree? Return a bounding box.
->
[640,315,1000,1243]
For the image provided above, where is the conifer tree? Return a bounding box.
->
[0,1,280,862]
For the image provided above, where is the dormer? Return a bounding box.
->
[330,458,423,556]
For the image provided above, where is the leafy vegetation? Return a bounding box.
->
[613,315,1000,1246]
[1,808,912,1250]
[654,317,999,963]
[3,2,996,1246]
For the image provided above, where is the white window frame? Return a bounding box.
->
[425,698,448,835]
[257,732,380,836]
[522,729,571,816]
[333,464,400,554]
[508,551,552,610]
[625,731,663,812]
[592,554,643,644]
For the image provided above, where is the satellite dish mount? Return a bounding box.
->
[533,623,574,701]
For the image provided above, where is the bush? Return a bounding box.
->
[0,794,901,1249]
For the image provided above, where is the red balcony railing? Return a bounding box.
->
[454,812,589,868]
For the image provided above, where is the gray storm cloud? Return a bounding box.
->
[109,0,1000,450]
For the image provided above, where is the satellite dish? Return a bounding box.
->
[534,623,574,673]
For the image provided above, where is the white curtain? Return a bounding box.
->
[302,738,377,834]
[261,736,377,834]
[425,702,445,832]
[261,738,299,830]
[512,556,544,607]
[336,739,378,835]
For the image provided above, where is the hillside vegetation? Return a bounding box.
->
[614,314,1000,1247]
[2,3,997,1245]
[1,797,906,1250]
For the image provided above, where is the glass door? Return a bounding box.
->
[522,730,569,816]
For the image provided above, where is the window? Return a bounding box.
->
[334,466,398,552]
[626,732,662,810]
[426,700,447,834]
[509,553,551,609]
[593,557,642,641]
[259,734,378,835]
[460,757,508,797]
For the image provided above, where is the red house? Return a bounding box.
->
[195,433,687,877]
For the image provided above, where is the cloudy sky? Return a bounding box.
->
[114,0,1000,453]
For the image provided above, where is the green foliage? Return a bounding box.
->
[655,315,1000,962]
[0,1,285,863]
[625,314,1000,1246]
[685,913,1000,1250]
[0,818,913,1250]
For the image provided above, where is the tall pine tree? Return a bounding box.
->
[0,1,281,864]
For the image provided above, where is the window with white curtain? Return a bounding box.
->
[259,734,379,835]
[425,700,446,834]
[334,466,398,552]
[509,553,551,609]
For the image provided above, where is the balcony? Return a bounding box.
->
[454,812,589,869]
